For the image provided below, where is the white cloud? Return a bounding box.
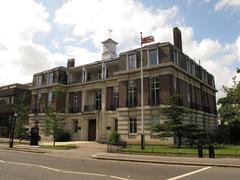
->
[53,0,240,100]
[0,0,53,85]
[54,0,179,52]
[214,0,240,11]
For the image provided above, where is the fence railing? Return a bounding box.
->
[107,144,240,158]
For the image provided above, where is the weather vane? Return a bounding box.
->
[108,29,113,38]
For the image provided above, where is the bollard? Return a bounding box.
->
[198,144,203,158]
[209,145,215,158]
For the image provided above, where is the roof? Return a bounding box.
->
[101,38,118,45]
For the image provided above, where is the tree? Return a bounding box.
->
[153,96,205,148]
[13,92,30,139]
[44,106,65,146]
[43,84,67,146]
[218,68,240,143]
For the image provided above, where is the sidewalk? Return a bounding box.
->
[0,143,48,153]
[91,152,240,168]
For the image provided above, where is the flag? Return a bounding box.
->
[141,36,154,44]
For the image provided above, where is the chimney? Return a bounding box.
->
[173,27,182,52]
[67,58,75,68]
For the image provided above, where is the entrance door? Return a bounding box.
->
[88,119,96,141]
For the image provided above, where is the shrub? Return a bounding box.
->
[55,129,71,142]
[108,132,120,145]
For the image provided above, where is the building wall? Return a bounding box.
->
[28,43,218,144]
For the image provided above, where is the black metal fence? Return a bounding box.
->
[107,143,240,158]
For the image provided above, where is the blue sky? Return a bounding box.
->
[0,0,239,99]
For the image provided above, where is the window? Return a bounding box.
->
[173,49,179,65]
[73,92,80,111]
[115,119,118,131]
[36,94,41,110]
[127,54,136,70]
[129,117,137,134]
[36,75,42,87]
[95,91,102,110]
[150,77,160,105]
[98,69,102,80]
[173,76,179,95]
[48,92,52,106]
[113,87,119,108]
[47,72,53,85]
[72,120,78,133]
[148,49,158,65]
[128,80,136,107]
[101,63,107,79]
[151,114,160,137]
[190,62,195,76]
[82,67,87,82]
[186,59,190,73]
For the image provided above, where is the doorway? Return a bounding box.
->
[88,119,96,141]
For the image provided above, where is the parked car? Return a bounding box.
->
[19,127,41,142]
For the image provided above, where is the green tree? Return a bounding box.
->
[13,92,30,139]
[44,106,65,146]
[153,96,205,148]
[43,84,67,146]
[218,68,240,143]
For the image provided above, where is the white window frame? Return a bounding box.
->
[113,87,119,108]
[128,80,136,107]
[148,48,159,66]
[101,63,107,79]
[150,76,160,105]
[47,72,53,85]
[36,75,42,87]
[127,53,136,70]
[72,119,78,133]
[151,114,161,137]
[95,91,102,109]
[129,117,137,135]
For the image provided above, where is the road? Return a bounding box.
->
[0,149,239,180]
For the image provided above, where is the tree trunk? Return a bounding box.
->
[177,133,182,148]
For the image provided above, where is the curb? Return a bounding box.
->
[91,154,240,168]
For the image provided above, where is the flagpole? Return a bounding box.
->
[140,32,145,150]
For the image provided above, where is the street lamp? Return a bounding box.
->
[9,113,17,148]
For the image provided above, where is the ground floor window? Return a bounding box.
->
[151,114,160,138]
[129,117,137,134]
[115,119,118,132]
[72,120,78,133]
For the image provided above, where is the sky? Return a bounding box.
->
[0,0,239,100]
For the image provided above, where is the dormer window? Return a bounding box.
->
[148,48,158,65]
[36,75,42,87]
[47,72,53,85]
[127,54,136,70]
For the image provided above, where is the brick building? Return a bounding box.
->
[0,83,31,137]
[29,27,218,144]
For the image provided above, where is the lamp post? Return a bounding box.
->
[9,113,17,148]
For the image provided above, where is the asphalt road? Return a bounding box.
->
[0,149,239,180]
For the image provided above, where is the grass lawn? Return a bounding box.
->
[40,144,77,150]
[120,144,240,157]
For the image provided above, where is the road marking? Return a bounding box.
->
[167,166,212,180]
[62,170,107,177]
[110,175,130,180]
[0,159,130,180]
[39,165,61,172]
